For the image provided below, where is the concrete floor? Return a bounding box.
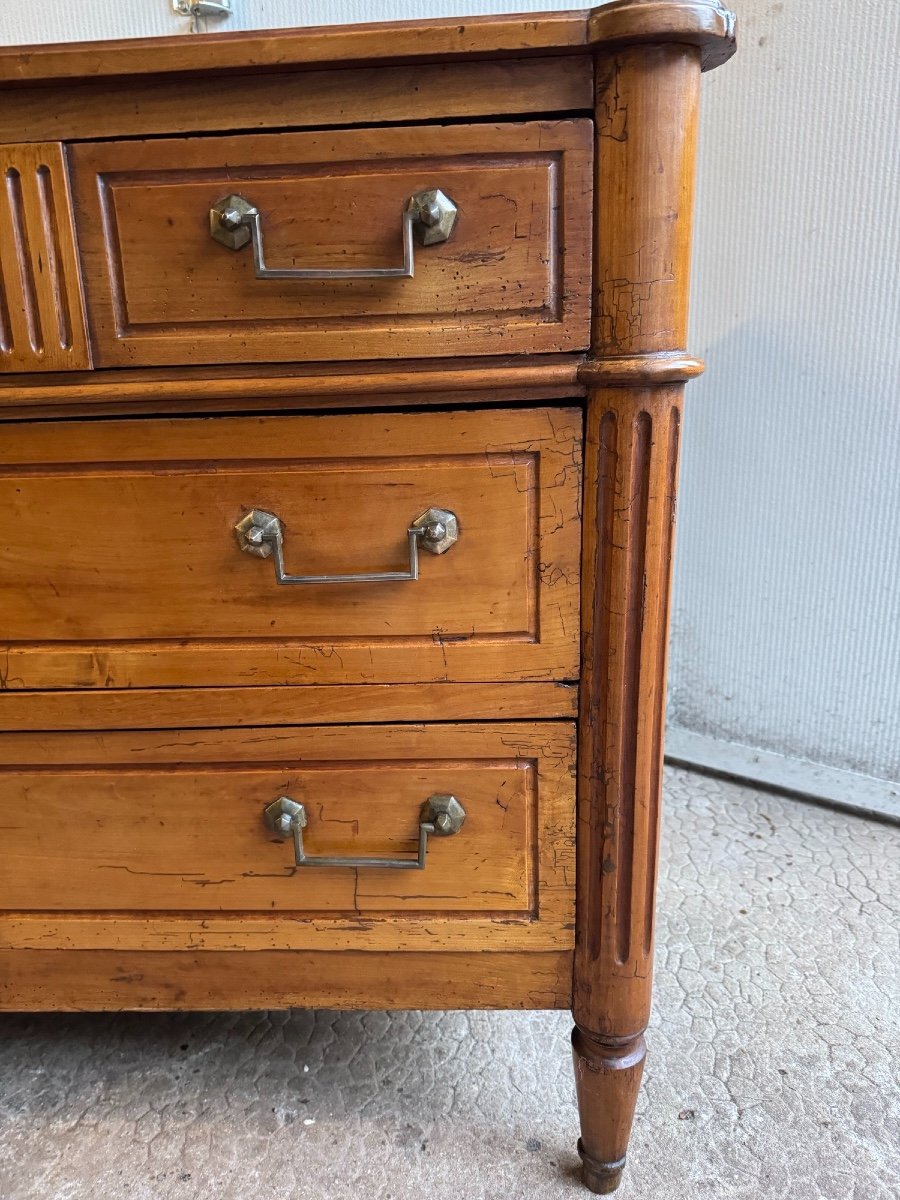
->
[1,766,898,1200]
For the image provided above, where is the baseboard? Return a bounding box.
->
[665,727,900,825]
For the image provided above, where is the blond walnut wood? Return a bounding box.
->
[0,7,737,1194]
[1,56,593,144]
[0,950,573,1012]
[70,121,592,368]
[0,12,597,84]
[0,407,581,689]
[572,1028,647,1194]
[576,384,683,1036]
[0,723,575,953]
[0,143,90,373]
[589,0,736,70]
[573,33,710,1194]
[0,355,585,417]
[0,6,734,87]
[0,682,577,732]
[593,45,700,355]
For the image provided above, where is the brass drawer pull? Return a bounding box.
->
[234,506,458,586]
[264,794,466,870]
[209,189,457,279]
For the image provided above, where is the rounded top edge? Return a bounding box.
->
[589,0,737,71]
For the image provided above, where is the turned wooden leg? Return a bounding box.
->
[574,24,715,1191]
[572,1029,646,1194]
[573,382,683,1193]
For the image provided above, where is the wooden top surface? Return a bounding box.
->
[0,2,736,87]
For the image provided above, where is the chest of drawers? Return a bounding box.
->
[0,2,736,1192]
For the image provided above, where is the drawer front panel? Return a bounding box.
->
[0,408,581,688]
[0,723,576,951]
[69,121,592,367]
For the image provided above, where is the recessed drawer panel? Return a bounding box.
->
[0,407,581,689]
[0,723,575,953]
[68,121,592,367]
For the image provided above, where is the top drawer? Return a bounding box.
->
[68,121,592,369]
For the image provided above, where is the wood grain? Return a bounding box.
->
[0,11,739,1191]
[0,12,597,85]
[0,950,574,1012]
[589,0,737,71]
[1,56,593,144]
[577,384,684,1030]
[0,723,576,953]
[573,35,706,1194]
[0,407,581,689]
[0,5,734,88]
[593,46,700,355]
[0,682,577,731]
[0,143,90,374]
[69,121,592,368]
[572,1028,647,1194]
[0,354,585,416]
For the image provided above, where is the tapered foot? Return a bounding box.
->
[577,1141,626,1194]
[572,1027,646,1194]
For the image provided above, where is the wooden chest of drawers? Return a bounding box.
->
[0,3,736,1193]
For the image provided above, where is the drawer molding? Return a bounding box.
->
[0,408,581,690]
[0,722,576,952]
[0,950,574,1012]
[69,121,592,367]
[0,682,578,731]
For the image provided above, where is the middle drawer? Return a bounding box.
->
[0,407,581,689]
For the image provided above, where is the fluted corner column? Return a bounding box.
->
[572,3,736,1193]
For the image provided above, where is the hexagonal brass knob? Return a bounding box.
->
[209,193,257,250]
[411,507,458,555]
[234,508,280,558]
[407,188,458,246]
[421,794,466,836]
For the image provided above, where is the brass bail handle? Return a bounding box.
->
[209,188,458,280]
[234,506,459,586]
[264,794,467,870]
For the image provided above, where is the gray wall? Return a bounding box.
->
[4,0,898,783]
[675,0,900,782]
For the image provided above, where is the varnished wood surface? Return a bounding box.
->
[594,45,700,356]
[0,356,586,418]
[589,0,736,71]
[0,12,595,85]
[576,384,683,1034]
[572,37,706,1194]
[0,950,574,1012]
[572,1028,647,1194]
[0,407,581,689]
[0,4,734,88]
[70,121,592,368]
[0,143,90,374]
[0,8,739,1189]
[0,723,575,952]
[2,56,593,145]
[577,42,701,1037]
[0,682,577,731]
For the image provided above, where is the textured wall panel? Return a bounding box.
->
[2,1,897,782]
[672,0,900,782]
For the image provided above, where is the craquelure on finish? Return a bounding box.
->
[0,2,736,1193]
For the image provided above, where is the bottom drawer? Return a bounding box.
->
[0,723,575,954]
